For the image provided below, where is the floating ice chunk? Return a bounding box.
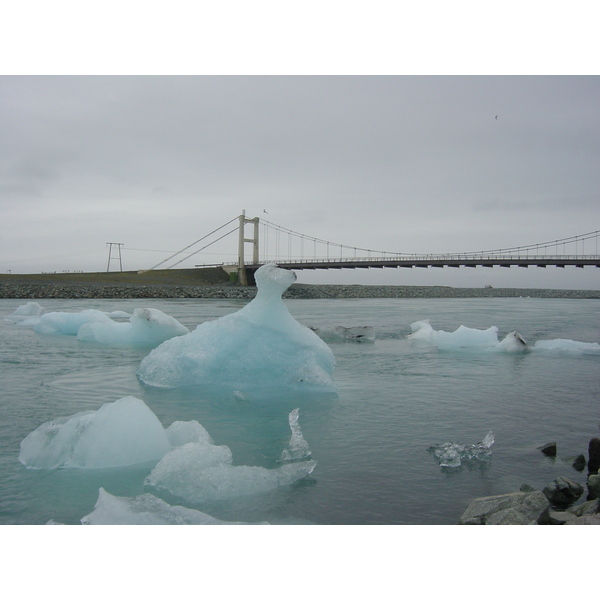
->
[428,431,494,468]
[19,396,171,469]
[407,320,437,344]
[5,302,45,323]
[146,446,317,503]
[137,263,336,391]
[408,321,529,353]
[280,408,312,462]
[146,412,317,503]
[533,339,600,355]
[34,309,113,335]
[81,488,266,525]
[310,325,375,343]
[408,320,499,349]
[492,331,529,353]
[77,307,189,346]
[165,420,214,448]
[437,325,499,350]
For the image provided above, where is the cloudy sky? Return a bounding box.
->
[1,75,598,288]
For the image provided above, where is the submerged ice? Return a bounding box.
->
[429,431,495,468]
[137,263,336,391]
[20,395,316,503]
[145,405,316,502]
[81,488,266,525]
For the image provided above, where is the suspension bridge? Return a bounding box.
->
[140,212,600,285]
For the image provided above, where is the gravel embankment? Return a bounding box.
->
[1,282,599,300]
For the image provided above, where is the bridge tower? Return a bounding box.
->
[237,211,259,285]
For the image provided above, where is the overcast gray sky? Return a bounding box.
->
[1,75,598,288]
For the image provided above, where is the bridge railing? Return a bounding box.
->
[223,253,600,266]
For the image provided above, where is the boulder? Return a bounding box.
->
[567,498,600,517]
[539,442,557,457]
[458,491,550,525]
[542,477,584,508]
[588,438,600,475]
[564,454,587,472]
[565,514,600,525]
[587,473,600,501]
[548,509,579,525]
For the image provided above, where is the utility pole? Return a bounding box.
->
[237,211,259,285]
[106,242,124,272]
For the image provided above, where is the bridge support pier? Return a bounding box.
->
[237,211,259,285]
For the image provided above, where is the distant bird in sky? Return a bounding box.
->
[495,115,498,120]
[263,209,268,214]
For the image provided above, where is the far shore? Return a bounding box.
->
[1,266,599,300]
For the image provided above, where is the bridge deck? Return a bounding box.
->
[244,256,600,271]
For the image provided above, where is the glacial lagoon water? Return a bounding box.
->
[1,294,599,525]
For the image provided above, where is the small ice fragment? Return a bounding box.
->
[280,408,312,462]
[428,431,494,468]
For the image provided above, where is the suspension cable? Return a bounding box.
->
[149,216,238,270]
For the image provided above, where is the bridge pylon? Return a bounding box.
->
[237,211,259,285]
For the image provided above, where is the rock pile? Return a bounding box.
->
[458,436,600,525]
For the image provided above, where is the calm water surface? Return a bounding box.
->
[1,297,599,525]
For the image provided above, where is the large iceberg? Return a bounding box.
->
[81,488,266,525]
[77,307,189,346]
[137,263,336,391]
[19,396,171,469]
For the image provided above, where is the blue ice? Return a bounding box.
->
[137,263,336,391]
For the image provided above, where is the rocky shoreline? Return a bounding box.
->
[457,437,600,525]
[1,282,599,300]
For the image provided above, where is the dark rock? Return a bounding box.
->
[539,442,557,457]
[520,483,535,492]
[588,438,600,475]
[542,476,584,508]
[587,473,600,500]
[563,454,587,472]
[458,491,550,525]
